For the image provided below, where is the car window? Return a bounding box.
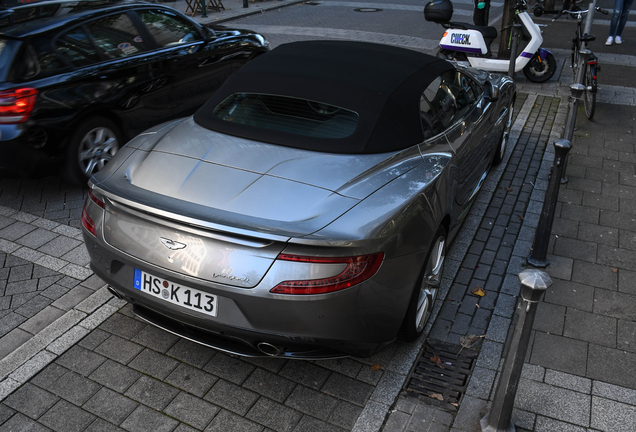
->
[421,70,480,137]
[30,35,66,77]
[85,13,146,60]
[421,74,456,135]
[213,93,359,139]
[137,9,203,48]
[55,27,101,67]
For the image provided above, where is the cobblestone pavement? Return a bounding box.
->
[0,0,635,431]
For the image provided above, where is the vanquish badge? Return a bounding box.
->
[160,237,187,250]
[451,33,471,45]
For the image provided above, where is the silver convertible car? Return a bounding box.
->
[81,41,515,358]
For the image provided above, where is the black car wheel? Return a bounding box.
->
[493,101,514,165]
[399,226,446,342]
[66,117,121,185]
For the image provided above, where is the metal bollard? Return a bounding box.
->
[527,139,572,268]
[480,269,553,432]
[560,49,589,183]
[560,83,585,184]
[243,0,249,7]
[200,0,207,17]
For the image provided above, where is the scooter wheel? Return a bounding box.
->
[523,52,557,83]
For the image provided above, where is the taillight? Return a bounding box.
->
[81,207,97,236]
[270,253,384,295]
[0,88,38,124]
[88,189,106,209]
[81,190,105,236]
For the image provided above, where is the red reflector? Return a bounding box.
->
[81,207,97,236]
[88,189,105,209]
[270,253,384,295]
[0,88,38,124]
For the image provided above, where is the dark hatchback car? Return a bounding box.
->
[0,0,268,183]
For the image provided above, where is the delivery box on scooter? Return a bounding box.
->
[424,0,454,23]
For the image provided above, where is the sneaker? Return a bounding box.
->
[616,36,623,44]
[606,36,614,45]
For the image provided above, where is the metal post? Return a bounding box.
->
[560,83,585,184]
[243,0,248,7]
[200,0,207,17]
[527,139,572,268]
[583,1,597,36]
[480,270,553,432]
[559,49,589,184]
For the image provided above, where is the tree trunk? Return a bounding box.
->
[497,0,516,58]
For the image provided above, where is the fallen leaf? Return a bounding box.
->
[471,286,486,297]
[429,393,444,401]
[430,355,445,369]
[517,215,525,221]
[459,334,484,349]
[611,268,618,273]
[371,364,382,371]
[506,187,514,192]
[451,402,459,407]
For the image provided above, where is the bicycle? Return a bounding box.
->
[534,2,609,119]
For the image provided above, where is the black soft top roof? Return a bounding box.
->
[194,41,454,154]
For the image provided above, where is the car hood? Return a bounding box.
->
[97,118,425,238]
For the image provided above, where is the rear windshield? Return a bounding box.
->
[212,93,359,139]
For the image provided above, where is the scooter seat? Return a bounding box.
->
[448,22,498,40]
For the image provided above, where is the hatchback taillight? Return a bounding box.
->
[0,88,38,124]
[270,253,384,295]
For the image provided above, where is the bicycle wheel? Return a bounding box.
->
[583,63,596,120]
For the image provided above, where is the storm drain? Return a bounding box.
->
[403,339,478,411]
[353,7,382,12]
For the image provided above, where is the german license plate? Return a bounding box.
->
[133,269,217,317]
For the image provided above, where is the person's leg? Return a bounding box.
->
[609,0,626,37]
[616,0,634,37]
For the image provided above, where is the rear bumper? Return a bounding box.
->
[84,229,420,359]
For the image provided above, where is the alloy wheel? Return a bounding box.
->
[415,235,445,332]
[78,127,119,177]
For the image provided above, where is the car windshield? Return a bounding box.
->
[212,93,359,139]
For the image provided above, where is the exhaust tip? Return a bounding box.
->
[107,286,124,299]
[257,342,283,356]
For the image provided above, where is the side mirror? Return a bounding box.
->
[203,26,216,41]
[484,81,500,103]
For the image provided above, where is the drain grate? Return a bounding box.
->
[403,339,478,411]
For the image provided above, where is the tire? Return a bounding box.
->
[493,100,514,166]
[398,226,446,342]
[65,117,122,185]
[583,63,596,120]
[523,52,557,83]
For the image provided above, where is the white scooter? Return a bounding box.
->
[425,0,556,82]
